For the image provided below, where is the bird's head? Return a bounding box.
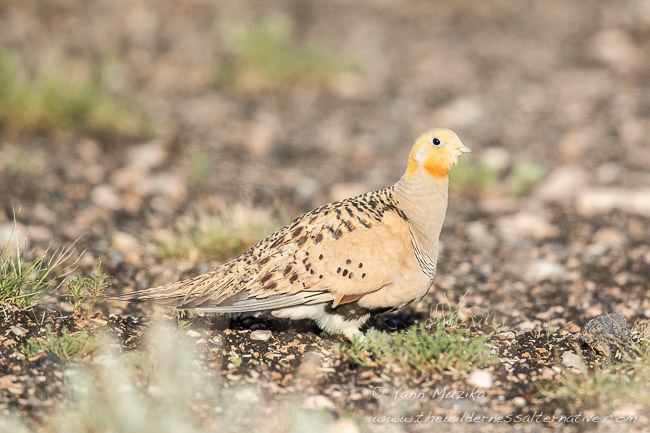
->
[405,128,470,179]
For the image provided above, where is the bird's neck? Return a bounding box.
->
[393,169,449,258]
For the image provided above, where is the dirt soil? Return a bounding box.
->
[1,1,649,432]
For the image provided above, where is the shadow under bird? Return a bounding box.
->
[110,129,471,339]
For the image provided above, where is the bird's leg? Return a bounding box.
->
[343,327,365,342]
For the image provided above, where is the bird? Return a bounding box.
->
[110,128,471,339]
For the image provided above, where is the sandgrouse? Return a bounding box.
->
[112,129,470,339]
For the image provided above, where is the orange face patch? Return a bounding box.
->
[423,150,453,178]
[405,129,460,179]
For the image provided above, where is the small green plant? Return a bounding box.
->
[155,206,281,262]
[508,162,545,196]
[338,312,493,373]
[22,326,99,362]
[450,158,500,196]
[0,243,75,310]
[218,13,355,92]
[0,49,149,137]
[229,354,243,367]
[65,263,111,316]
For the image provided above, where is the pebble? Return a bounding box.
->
[481,146,511,172]
[534,165,587,202]
[250,330,272,341]
[467,369,493,388]
[298,352,322,380]
[92,185,122,210]
[10,326,28,337]
[112,232,140,255]
[126,141,167,171]
[433,96,484,129]
[540,367,556,380]
[561,351,587,373]
[591,29,642,74]
[594,228,625,249]
[526,260,566,281]
[513,396,527,407]
[577,188,650,217]
[304,394,336,411]
[0,223,28,250]
[499,211,559,240]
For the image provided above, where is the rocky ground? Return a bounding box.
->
[1,1,649,432]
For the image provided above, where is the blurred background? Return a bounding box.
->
[0,0,649,318]
[1,2,650,431]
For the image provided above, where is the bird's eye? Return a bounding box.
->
[431,137,442,147]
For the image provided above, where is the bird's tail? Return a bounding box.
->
[107,279,192,306]
[107,263,237,308]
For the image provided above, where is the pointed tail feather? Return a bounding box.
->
[106,265,233,307]
[107,280,194,305]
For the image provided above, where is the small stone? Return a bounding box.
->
[577,188,650,217]
[526,260,566,281]
[481,147,511,172]
[0,223,28,251]
[7,382,24,395]
[185,330,201,338]
[250,330,272,341]
[467,369,493,388]
[246,113,279,156]
[295,177,320,202]
[141,172,188,204]
[10,326,28,337]
[112,232,139,254]
[298,352,322,380]
[513,397,526,407]
[540,367,556,380]
[0,376,16,389]
[126,141,167,171]
[466,221,497,249]
[534,166,587,202]
[433,96,484,129]
[304,394,336,411]
[591,29,642,74]
[92,185,121,210]
[561,351,587,373]
[499,211,559,240]
[594,228,625,249]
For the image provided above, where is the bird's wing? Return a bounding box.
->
[111,187,414,312]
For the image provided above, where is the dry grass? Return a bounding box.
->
[0,241,76,310]
[154,205,283,263]
[0,49,150,137]
[218,13,356,92]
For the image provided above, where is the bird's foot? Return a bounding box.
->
[343,327,366,342]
